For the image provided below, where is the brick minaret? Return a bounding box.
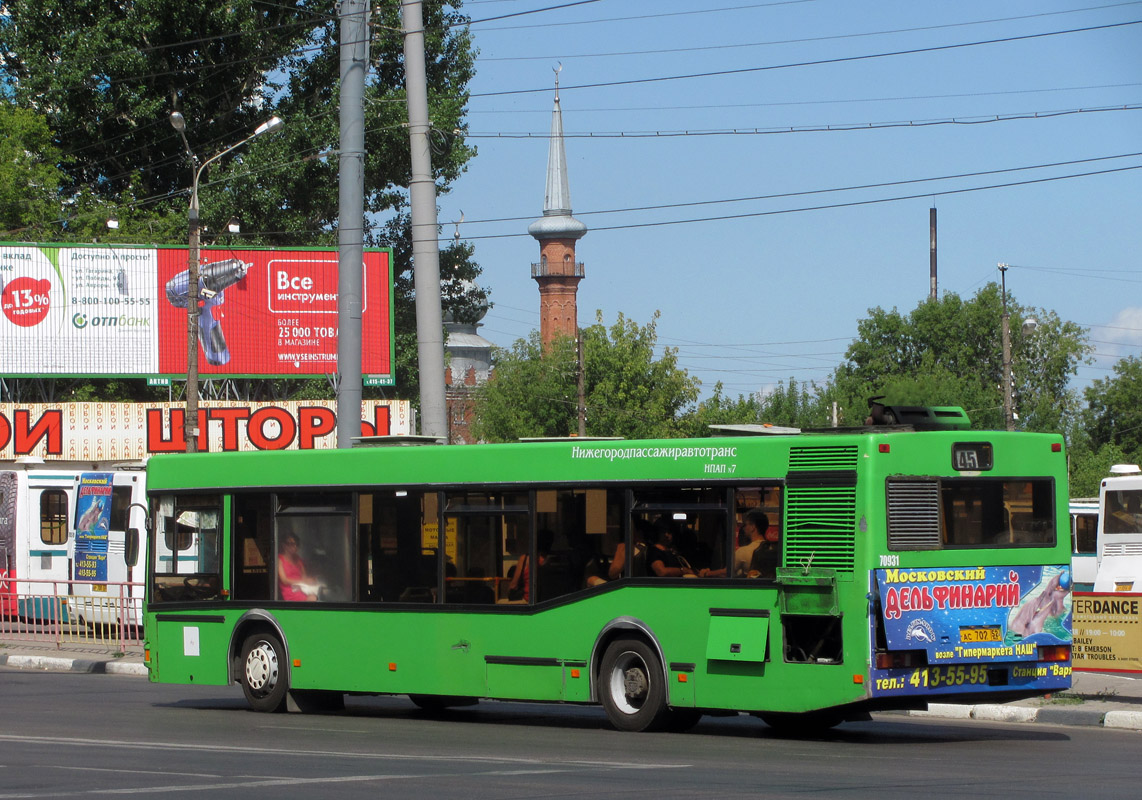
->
[528,75,586,350]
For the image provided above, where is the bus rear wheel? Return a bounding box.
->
[598,637,670,732]
[240,632,288,713]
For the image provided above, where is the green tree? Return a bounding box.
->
[470,333,577,441]
[683,378,836,435]
[473,312,701,442]
[0,105,68,236]
[1081,355,1142,460]
[1067,440,1130,498]
[833,286,1090,432]
[1,1,482,403]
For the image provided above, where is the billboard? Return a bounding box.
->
[0,400,411,459]
[0,243,393,382]
[1073,592,1142,673]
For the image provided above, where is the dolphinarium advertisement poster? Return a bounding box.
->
[73,473,113,583]
[870,565,1073,698]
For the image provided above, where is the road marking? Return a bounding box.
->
[53,766,220,778]
[0,768,620,797]
[0,734,689,770]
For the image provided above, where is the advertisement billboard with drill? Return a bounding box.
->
[0,243,393,381]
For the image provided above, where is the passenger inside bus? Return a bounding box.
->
[749,523,781,580]
[734,510,767,576]
[647,516,697,578]
[278,534,321,601]
[607,518,650,581]
[675,524,725,577]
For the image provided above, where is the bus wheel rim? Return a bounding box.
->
[245,642,279,694]
[608,651,649,715]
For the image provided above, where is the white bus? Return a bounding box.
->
[1092,465,1142,593]
[1070,497,1098,592]
[0,458,147,631]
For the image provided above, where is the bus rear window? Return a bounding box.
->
[888,478,1055,549]
[942,479,1055,547]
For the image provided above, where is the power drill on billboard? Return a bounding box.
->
[165,258,250,366]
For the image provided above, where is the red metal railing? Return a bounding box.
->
[0,579,143,653]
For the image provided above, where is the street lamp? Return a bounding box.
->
[999,264,1038,432]
[169,112,283,452]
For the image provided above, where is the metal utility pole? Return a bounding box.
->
[401,0,447,439]
[336,0,370,448]
[999,263,1014,431]
[576,331,586,437]
[929,207,937,301]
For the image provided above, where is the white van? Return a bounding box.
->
[0,458,146,629]
[1092,465,1142,593]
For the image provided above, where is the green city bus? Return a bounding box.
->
[141,405,1073,731]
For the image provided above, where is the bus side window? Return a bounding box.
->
[1074,514,1097,555]
[40,489,68,545]
[274,492,354,603]
[361,491,437,603]
[233,493,273,601]
[151,494,223,603]
[535,488,624,599]
[109,486,133,531]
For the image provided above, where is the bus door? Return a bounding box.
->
[23,472,74,621]
[1069,499,1098,592]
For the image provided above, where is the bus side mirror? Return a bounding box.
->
[125,502,151,569]
[125,528,140,569]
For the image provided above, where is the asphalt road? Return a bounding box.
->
[0,669,1137,799]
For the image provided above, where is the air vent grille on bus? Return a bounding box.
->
[788,445,859,472]
[886,480,942,550]
[1103,542,1142,557]
[785,486,856,574]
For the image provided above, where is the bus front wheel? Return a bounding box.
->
[598,637,670,732]
[240,632,288,713]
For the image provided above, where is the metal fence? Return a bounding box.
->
[0,579,143,653]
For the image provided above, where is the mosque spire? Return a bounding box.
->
[528,66,587,350]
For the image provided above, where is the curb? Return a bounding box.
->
[911,702,1142,731]
[0,653,147,677]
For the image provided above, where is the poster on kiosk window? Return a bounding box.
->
[870,565,1073,698]
[73,473,114,583]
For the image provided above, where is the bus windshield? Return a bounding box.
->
[1103,489,1142,534]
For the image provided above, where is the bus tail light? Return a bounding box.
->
[875,651,924,670]
[1039,645,1070,662]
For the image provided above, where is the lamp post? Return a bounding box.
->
[169,112,283,452]
[999,263,1039,432]
[999,263,1014,431]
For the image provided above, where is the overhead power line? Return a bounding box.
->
[471,20,1142,97]
[475,2,1142,57]
[436,151,1142,228]
[463,103,1141,138]
[441,162,1142,242]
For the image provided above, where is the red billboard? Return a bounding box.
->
[0,243,393,381]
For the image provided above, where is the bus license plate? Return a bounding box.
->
[960,626,1001,643]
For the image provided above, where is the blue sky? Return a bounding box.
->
[435,0,1141,401]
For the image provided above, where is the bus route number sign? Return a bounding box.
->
[952,443,992,472]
